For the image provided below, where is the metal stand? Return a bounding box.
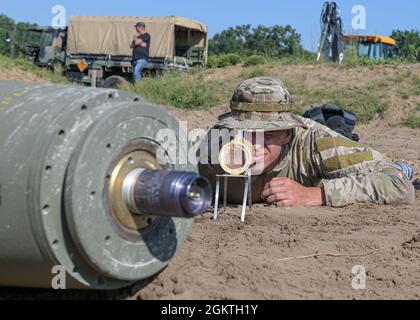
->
[213,171,252,223]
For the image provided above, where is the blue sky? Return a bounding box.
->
[1,0,419,51]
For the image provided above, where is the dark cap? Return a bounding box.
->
[134,22,146,28]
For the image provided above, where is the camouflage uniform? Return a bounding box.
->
[199,77,415,207]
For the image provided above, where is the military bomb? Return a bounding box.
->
[0,81,211,289]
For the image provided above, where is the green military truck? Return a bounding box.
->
[20,27,67,69]
[21,16,208,87]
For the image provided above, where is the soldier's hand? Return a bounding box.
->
[261,178,325,207]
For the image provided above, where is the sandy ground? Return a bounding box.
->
[0,64,419,300]
[138,201,420,300]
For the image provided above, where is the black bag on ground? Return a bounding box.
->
[303,104,360,142]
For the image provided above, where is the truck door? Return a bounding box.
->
[36,29,66,67]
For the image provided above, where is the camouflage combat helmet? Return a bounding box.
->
[217,77,304,131]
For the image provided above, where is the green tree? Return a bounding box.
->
[246,25,302,56]
[0,14,16,56]
[391,29,420,62]
[0,14,40,57]
[209,24,303,58]
[208,24,250,56]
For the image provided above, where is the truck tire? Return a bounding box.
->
[104,76,129,88]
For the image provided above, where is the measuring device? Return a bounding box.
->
[214,138,254,222]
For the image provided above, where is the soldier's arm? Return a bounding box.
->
[313,133,415,207]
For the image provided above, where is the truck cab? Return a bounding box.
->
[22,27,67,69]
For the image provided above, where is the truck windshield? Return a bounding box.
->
[25,31,43,47]
[40,31,55,47]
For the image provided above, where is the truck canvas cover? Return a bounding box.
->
[67,16,208,62]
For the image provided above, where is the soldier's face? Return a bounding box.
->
[251,130,292,174]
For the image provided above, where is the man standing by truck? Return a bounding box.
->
[131,22,151,82]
